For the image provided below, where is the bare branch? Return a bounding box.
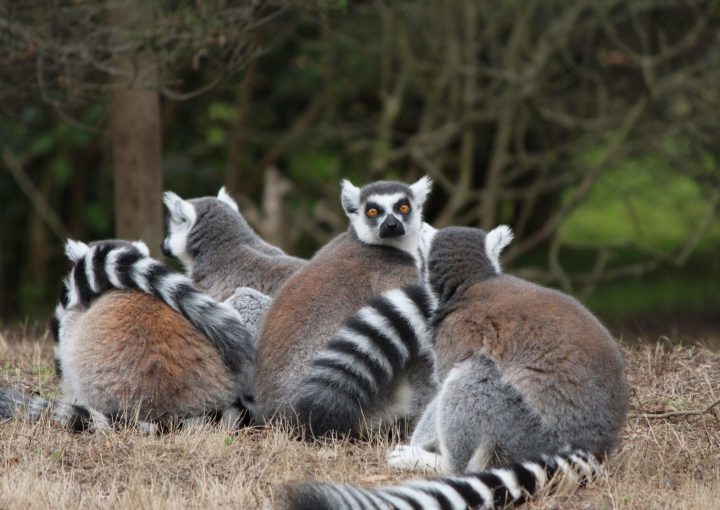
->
[1,149,69,241]
[629,399,720,420]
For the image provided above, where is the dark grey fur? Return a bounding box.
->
[359,181,415,202]
[183,197,305,299]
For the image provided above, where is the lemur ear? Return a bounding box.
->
[65,239,89,263]
[217,187,239,213]
[485,225,514,274]
[410,176,433,207]
[132,241,150,257]
[163,191,196,224]
[163,191,181,213]
[340,179,361,216]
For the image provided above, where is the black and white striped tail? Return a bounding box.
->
[0,388,251,433]
[292,284,437,437]
[60,239,254,373]
[0,387,110,432]
[280,449,601,510]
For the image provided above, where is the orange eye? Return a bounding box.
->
[366,208,379,218]
[399,204,411,214]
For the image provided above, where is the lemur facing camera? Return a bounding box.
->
[279,226,629,510]
[162,187,306,300]
[0,239,260,432]
[255,177,438,436]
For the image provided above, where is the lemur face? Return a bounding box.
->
[162,191,198,271]
[341,176,432,257]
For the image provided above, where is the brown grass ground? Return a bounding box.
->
[1,327,718,509]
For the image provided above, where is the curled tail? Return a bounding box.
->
[292,284,436,437]
[60,239,253,373]
[280,449,601,510]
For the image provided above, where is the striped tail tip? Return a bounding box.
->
[292,392,364,439]
[0,388,100,432]
[279,449,602,510]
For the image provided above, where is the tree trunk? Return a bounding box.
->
[108,0,163,256]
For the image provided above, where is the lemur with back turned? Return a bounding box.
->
[162,187,306,299]
[48,187,297,377]
[255,177,438,436]
[280,225,628,510]
[2,239,259,431]
[3,187,305,431]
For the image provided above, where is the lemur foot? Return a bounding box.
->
[387,445,443,472]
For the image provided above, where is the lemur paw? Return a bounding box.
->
[387,445,442,472]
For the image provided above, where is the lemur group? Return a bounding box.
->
[0,177,628,510]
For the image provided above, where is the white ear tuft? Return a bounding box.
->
[340,179,361,216]
[65,239,89,263]
[132,241,150,257]
[485,225,514,274]
[163,191,196,224]
[217,187,239,213]
[410,176,433,207]
[163,191,181,211]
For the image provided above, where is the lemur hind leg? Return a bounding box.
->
[437,354,556,473]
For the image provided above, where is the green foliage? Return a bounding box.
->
[289,151,338,182]
[588,272,719,318]
[562,159,720,253]
[1,0,718,328]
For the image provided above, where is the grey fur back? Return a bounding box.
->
[186,197,305,299]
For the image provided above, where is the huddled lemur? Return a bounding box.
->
[162,187,305,299]
[47,187,290,371]
[280,226,629,510]
[0,239,260,431]
[255,177,438,436]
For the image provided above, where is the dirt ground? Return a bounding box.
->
[1,328,718,509]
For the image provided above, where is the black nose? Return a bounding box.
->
[380,216,405,238]
[160,240,175,258]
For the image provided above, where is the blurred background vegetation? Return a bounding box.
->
[1,0,718,344]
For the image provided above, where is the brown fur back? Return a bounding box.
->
[434,274,627,431]
[61,290,240,420]
[255,232,418,416]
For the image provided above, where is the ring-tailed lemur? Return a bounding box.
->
[255,177,438,436]
[1,239,261,432]
[162,188,306,299]
[49,188,282,376]
[61,239,255,373]
[279,225,628,509]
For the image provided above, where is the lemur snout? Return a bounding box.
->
[161,239,175,258]
[380,215,405,238]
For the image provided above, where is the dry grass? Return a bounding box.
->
[1,328,719,509]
